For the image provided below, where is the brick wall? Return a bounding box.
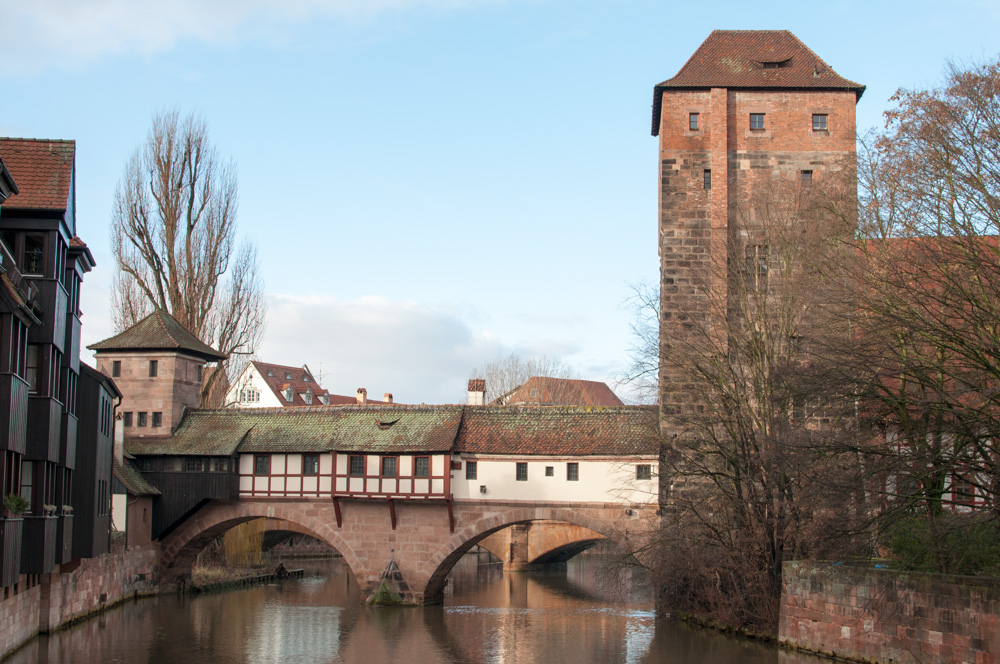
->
[0,545,160,660]
[780,561,1000,664]
[0,582,42,658]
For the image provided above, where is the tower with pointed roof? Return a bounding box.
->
[651,30,863,419]
[88,310,227,437]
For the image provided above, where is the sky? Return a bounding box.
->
[1,0,998,405]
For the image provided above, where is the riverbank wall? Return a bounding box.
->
[0,544,160,660]
[779,560,1000,664]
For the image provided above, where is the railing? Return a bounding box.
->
[0,517,22,588]
[0,373,28,453]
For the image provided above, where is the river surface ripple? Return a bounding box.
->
[13,554,832,664]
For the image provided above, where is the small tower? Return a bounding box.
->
[651,30,864,418]
[88,310,227,436]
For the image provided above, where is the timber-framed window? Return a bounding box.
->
[349,456,365,476]
[381,456,398,478]
[303,454,319,475]
[414,456,430,478]
[254,455,270,476]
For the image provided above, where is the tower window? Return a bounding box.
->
[152,412,162,428]
[801,170,813,186]
[704,169,711,190]
[745,245,769,291]
[689,113,699,131]
[149,360,158,378]
[812,114,828,131]
[112,361,121,378]
[750,113,765,130]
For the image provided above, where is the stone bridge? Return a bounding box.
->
[159,497,659,603]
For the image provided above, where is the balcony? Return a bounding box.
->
[0,373,28,454]
[55,514,73,565]
[20,516,56,575]
[0,517,22,588]
[27,396,62,461]
[27,279,67,351]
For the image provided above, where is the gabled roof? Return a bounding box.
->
[651,30,865,136]
[113,458,161,496]
[88,309,227,362]
[125,405,465,456]
[495,377,624,407]
[247,361,329,407]
[0,138,75,211]
[456,406,659,456]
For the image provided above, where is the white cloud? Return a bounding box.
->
[0,0,495,72]
[258,293,506,404]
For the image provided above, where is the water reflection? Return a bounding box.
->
[13,555,831,664]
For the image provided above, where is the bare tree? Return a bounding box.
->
[469,352,575,404]
[617,280,660,404]
[651,177,865,631]
[110,110,266,405]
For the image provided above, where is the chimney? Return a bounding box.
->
[468,378,486,406]
[383,393,393,404]
[356,388,367,405]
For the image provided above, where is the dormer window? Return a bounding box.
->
[760,58,791,70]
[303,375,310,383]
[284,387,294,403]
[266,370,274,377]
[285,372,291,380]
[303,390,313,405]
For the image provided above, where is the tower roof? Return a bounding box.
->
[0,138,75,211]
[88,309,227,362]
[651,30,865,135]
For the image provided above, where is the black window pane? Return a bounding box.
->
[255,455,270,476]
[349,456,365,476]
[465,461,477,480]
[381,457,397,478]
[516,462,527,481]
[304,455,319,475]
[414,457,430,478]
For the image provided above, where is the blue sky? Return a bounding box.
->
[2,0,997,404]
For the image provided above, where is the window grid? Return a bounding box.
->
[636,465,652,481]
[516,462,528,482]
[567,463,579,481]
[704,169,711,190]
[349,456,365,476]
[750,113,765,130]
[689,112,699,131]
[812,113,828,131]
[465,461,477,480]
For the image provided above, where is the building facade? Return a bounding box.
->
[652,30,864,418]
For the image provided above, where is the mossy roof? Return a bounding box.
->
[88,309,226,362]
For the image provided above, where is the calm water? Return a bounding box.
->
[15,555,830,664]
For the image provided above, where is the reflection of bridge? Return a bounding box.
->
[161,498,658,603]
[130,404,661,603]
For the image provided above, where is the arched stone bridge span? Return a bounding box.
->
[160,498,658,603]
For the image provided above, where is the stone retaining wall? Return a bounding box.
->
[0,545,160,660]
[779,561,1000,664]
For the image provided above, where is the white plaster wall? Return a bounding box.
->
[226,365,284,408]
[450,456,658,504]
[111,493,127,532]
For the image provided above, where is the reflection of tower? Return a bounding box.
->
[652,31,864,421]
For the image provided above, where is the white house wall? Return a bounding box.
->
[226,365,284,408]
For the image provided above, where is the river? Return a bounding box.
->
[13,554,831,664]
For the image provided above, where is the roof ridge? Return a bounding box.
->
[0,137,75,144]
[154,309,182,348]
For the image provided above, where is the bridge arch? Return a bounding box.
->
[421,505,637,602]
[158,500,365,587]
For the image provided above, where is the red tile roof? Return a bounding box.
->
[455,406,659,456]
[0,138,75,211]
[88,309,227,361]
[496,377,624,407]
[652,30,865,135]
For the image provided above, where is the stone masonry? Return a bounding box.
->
[780,561,1000,664]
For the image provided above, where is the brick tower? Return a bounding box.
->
[651,30,864,420]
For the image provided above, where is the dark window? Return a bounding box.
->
[303,454,319,475]
[750,113,765,130]
[414,457,430,478]
[148,360,158,378]
[636,465,652,480]
[23,233,44,275]
[254,455,270,476]
[349,455,365,476]
[123,412,133,428]
[745,244,769,291]
[465,461,477,480]
[801,170,813,186]
[26,345,39,394]
[812,113,828,131]
[210,458,228,472]
[516,462,528,482]
[139,457,154,471]
[381,457,397,478]
[567,463,579,481]
[689,112,699,131]
[112,360,121,378]
[137,412,148,427]
[152,412,162,428]
[545,466,554,477]
[704,169,711,190]
[185,457,203,472]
